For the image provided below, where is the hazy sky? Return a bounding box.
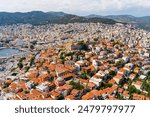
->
[0,0,150,16]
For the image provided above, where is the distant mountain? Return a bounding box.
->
[105,15,137,23]
[0,11,116,26]
[46,11,67,16]
[86,14,150,31]
[1,11,149,31]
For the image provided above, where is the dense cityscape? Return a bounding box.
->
[0,22,150,100]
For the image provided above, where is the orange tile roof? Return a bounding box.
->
[132,93,148,100]
[99,66,106,70]
[118,68,126,73]
[31,89,42,95]
[124,83,129,87]
[45,97,54,100]
[88,82,96,88]
[55,67,69,73]
[82,95,90,100]
[108,79,116,84]
[41,53,50,58]
[41,92,50,98]
[111,85,118,90]
[90,90,101,97]
[86,92,94,99]
[43,62,50,67]
[123,90,129,96]
[103,87,113,94]
[65,95,75,100]
[113,74,123,79]
[63,84,73,90]
[48,64,56,71]
[70,89,80,96]
[27,89,43,100]
[18,81,27,89]
[50,90,61,97]
[79,78,89,84]
[9,83,17,90]
[34,97,44,100]
[118,88,124,93]
[129,73,136,78]
[16,92,27,100]
[98,90,103,95]
[6,80,13,84]
[30,78,40,84]
[27,73,38,79]
[2,88,9,93]
[61,73,73,79]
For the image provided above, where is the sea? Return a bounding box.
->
[0,48,23,58]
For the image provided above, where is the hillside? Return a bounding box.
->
[0,11,116,26]
[86,14,150,31]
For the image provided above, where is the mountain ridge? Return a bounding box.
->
[86,14,150,31]
[0,11,150,31]
[0,11,116,26]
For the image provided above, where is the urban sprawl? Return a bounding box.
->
[0,23,150,100]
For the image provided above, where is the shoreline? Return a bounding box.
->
[0,47,31,59]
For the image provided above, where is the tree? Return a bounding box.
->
[65,52,75,56]
[147,73,150,81]
[24,66,30,73]
[30,56,35,66]
[128,85,136,94]
[107,70,116,79]
[116,61,124,68]
[128,85,141,94]
[70,81,84,90]
[94,37,99,42]
[77,41,88,50]
[11,73,18,76]
[17,62,23,69]
[142,81,150,93]
[81,71,88,80]
[60,52,65,59]
[19,57,26,63]
[3,82,11,88]
[30,45,34,49]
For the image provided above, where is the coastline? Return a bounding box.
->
[0,47,30,59]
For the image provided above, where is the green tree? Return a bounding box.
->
[77,41,88,50]
[116,61,124,68]
[94,37,99,42]
[17,62,23,69]
[70,81,84,90]
[30,56,35,66]
[142,81,150,93]
[81,71,88,80]
[128,85,141,94]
